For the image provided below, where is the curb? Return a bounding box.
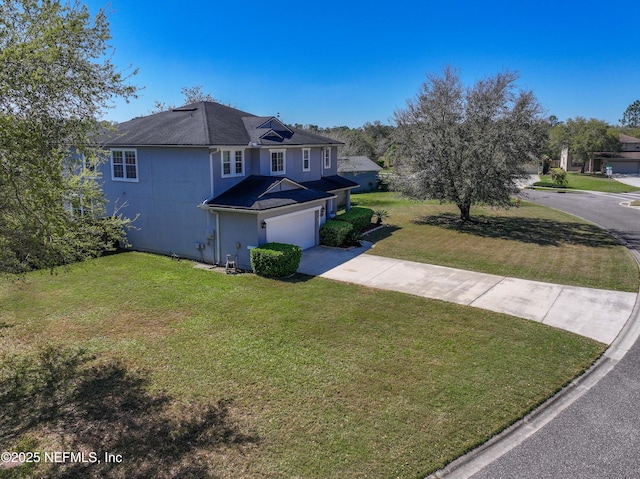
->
[425,230,640,479]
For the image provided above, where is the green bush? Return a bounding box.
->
[319,220,353,247]
[250,242,302,278]
[335,207,374,233]
[551,168,568,187]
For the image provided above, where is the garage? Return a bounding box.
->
[608,161,640,174]
[265,209,318,249]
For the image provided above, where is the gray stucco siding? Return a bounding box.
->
[101,146,213,261]
[341,171,380,192]
[255,146,339,183]
[217,211,260,270]
[215,199,328,270]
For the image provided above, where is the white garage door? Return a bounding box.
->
[266,209,317,249]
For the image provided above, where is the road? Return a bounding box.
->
[463,189,640,478]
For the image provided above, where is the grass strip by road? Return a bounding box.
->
[534,172,640,193]
[0,252,605,478]
[355,192,639,292]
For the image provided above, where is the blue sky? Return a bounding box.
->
[86,0,640,128]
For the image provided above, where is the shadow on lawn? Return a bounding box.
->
[0,346,258,479]
[413,213,620,248]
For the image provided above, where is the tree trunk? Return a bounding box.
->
[458,203,472,222]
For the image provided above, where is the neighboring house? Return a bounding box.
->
[594,134,640,174]
[560,134,640,173]
[337,156,382,192]
[100,102,358,269]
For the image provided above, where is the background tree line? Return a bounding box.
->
[292,121,396,165]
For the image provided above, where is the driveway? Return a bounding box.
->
[434,188,640,479]
[614,174,640,188]
[300,188,640,478]
[298,244,636,345]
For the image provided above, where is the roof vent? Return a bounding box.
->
[171,107,198,112]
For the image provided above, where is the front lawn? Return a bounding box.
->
[0,252,605,478]
[355,192,639,292]
[534,172,640,193]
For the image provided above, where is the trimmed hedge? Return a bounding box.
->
[335,207,374,233]
[319,220,353,247]
[250,242,302,278]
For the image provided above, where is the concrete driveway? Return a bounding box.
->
[613,174,640,188]
[298,244,637,345]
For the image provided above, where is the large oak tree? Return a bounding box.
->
[0,0,137,272]
[391,67,547,221]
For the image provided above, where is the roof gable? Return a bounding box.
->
[256,117,293,134]
[260,178,307,197]
[204,175,330,211]
[259,129,285,141]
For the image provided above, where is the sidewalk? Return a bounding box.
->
[298,244,637,344]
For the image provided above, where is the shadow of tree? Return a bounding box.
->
[0,346,259,478]
[412,213,620,247]
[362,225,401,243]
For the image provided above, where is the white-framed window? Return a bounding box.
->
[221,149,245,177]
[323,147,331,169]
[302,148,311,172]
[270,149,286,175]
[111,149,138,182]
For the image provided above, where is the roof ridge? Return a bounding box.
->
[201,102,211,144]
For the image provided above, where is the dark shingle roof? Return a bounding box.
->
[338,156,383,173]
[102,102,342,147]
[300,175,359,192]
[204,176,333,211]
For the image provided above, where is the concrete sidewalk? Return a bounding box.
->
[298,244,637,344]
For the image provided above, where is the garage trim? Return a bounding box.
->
[264,207,321,250]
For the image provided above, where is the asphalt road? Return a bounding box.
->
[466,189,640,479]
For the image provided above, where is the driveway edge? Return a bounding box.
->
[425,234,640,479]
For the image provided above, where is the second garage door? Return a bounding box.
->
[266,209,317,250]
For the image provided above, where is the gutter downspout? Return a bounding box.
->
[209,149,221,265]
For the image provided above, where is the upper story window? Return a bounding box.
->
[302,148,311,172]
[111,149,138,182]
[323,147,331,169]
[222,149,244,177]
[270,149,286,175]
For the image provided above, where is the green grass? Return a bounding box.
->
[0,252,605,478]
[535,172,640,192]
[354,192,639,292]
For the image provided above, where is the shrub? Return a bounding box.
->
[319,220,353,247]
[373,209,390,225]
[335,207,374,233]
[551,168,568,187]
[250,242,302,278]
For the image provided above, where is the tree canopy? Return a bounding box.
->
[150,85,217,113]
[0,0,138,272]
[549,117,620,171]
[620,100,640,129]
[390,67,547,221]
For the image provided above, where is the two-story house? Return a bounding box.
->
[100,102,357,269]
[560,134,640,174]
